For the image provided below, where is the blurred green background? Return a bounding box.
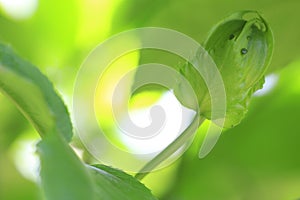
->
[0,0,300,199]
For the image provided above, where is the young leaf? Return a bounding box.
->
[38,133,157,200]
[175,11,274,128]
[89,164,158,200]
[0,43,157,200]
[37,134,95,200]
[202,10,274,128]
[0,43,72,141]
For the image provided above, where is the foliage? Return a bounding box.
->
[0,44,157,200]
[1,1,300,200]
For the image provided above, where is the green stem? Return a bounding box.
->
[135,114,205,180]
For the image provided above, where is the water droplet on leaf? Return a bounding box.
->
[241,48,248,55]
[229,34,235,40]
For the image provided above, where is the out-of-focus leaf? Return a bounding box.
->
[37,134,157,200]
[0,0,78,68]
[37,134,94,200]
[39,132,157,200]
[0,43,72,141]
[0,153,40,200]
[0,95,28,150]
[112,0,300,72]
[111,0,171,33]
[89,164,158,200]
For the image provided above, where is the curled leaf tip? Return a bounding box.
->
[175,10,274,128]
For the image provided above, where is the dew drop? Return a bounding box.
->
[241,48,248,55]
[229,34,235,40]
[247,36,251,40]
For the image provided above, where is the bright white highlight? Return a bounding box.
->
[119,91,196,155]
[254,74,279,96]
[0,0,38,20]
[10,136,40,183]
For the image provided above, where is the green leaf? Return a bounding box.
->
[0,43,72,141]
[38,134,157,200]
[203,11,273,128]
[89,164,158,200]
[175,11,274,128]
[37,134,94,200]
[0,43,156,200]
